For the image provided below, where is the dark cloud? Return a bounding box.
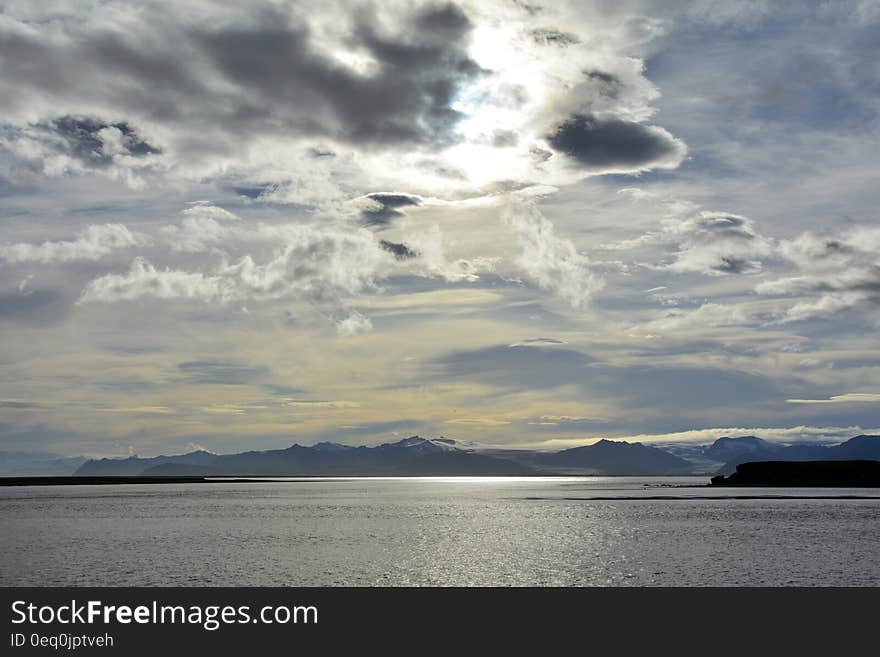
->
[46,116,160,165]
[0,289,66,323]
[489,129,519,147]
[584,70,619,86]
[379,240,418,260]
[587,364,784,409]
[529,28,580,47]
[0,2,483,163]
[714,256,756,274]
[529,144,553,163]
[694,214,755,241]
[584,70,622,98]
[264,384,308,397]
[430,343,788,413]
[177,360,269,385]
[432,344,596,389]
[1,116,161,176]
[547,113,684,169]
[231,186,268,199]
[413,3,471,34]
[195,3,481,147]
[361,192,423,227]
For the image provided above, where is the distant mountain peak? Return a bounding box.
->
[538,438,693,475]
[712,436,767,445]
[396,436,428,447]
[311,442,353,452]
[590,439,646,449]
[845,434,880,444]
[382,436,460,452]
[704,436,778,462]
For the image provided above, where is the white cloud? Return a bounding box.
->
[503,200,603,308]
[335,311,373,336]
[757,225,880,321]
[404,223,498,283]
[161,203,240,253]
[80,223,387,305]
[787,393,880,404]
[79,257,229,303]
[0,223,147,263]
[618,425,876,445]
[636,302,755,332]
[658,212,774,275]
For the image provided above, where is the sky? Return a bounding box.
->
[1,0,879,457]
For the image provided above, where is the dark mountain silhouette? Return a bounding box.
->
[53,433,880,479]
[703,436,782,464]
[74,449,218,476]
[716,434,880,473]
[532,439,693,475]
[833,434,880,458]
[711,460,880,487]
[76,437,534,476]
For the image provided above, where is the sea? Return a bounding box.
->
[2,477,878,586]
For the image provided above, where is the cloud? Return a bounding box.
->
[605,209,775,276]
[0,223,147,263]
[0,118,164,188]
[528,27,581,47]
[0,0,690,200]
[546,113,686,173]
[79,257,229,304]
[359,192,423,227]
[787,393,880,404]
[47,116,159,162]
[616,425,877,446]
[658,212,774,275]
[161,203,240,253]
[756,225,880,321]
[503,201,603,308]
[636,302,756,332]
[177,360,269,386]
[404,223,498,282]
[0,2,481,154]
[80,223,386,305]
[586,363,784,410]
[379,240,419,259]
[513,337,565,345]
[429,341,784,414]
[432,343,596,390]
[335,311,373,336]
[198,3,481,147]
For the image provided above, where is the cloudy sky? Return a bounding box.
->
[1,0,879,456]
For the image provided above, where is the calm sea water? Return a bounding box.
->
[2,477,878,586]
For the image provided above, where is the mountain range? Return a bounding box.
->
[74,436,536,477]
[2,434,878,477]
[0,451,88,476]
[704,434,880,474]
